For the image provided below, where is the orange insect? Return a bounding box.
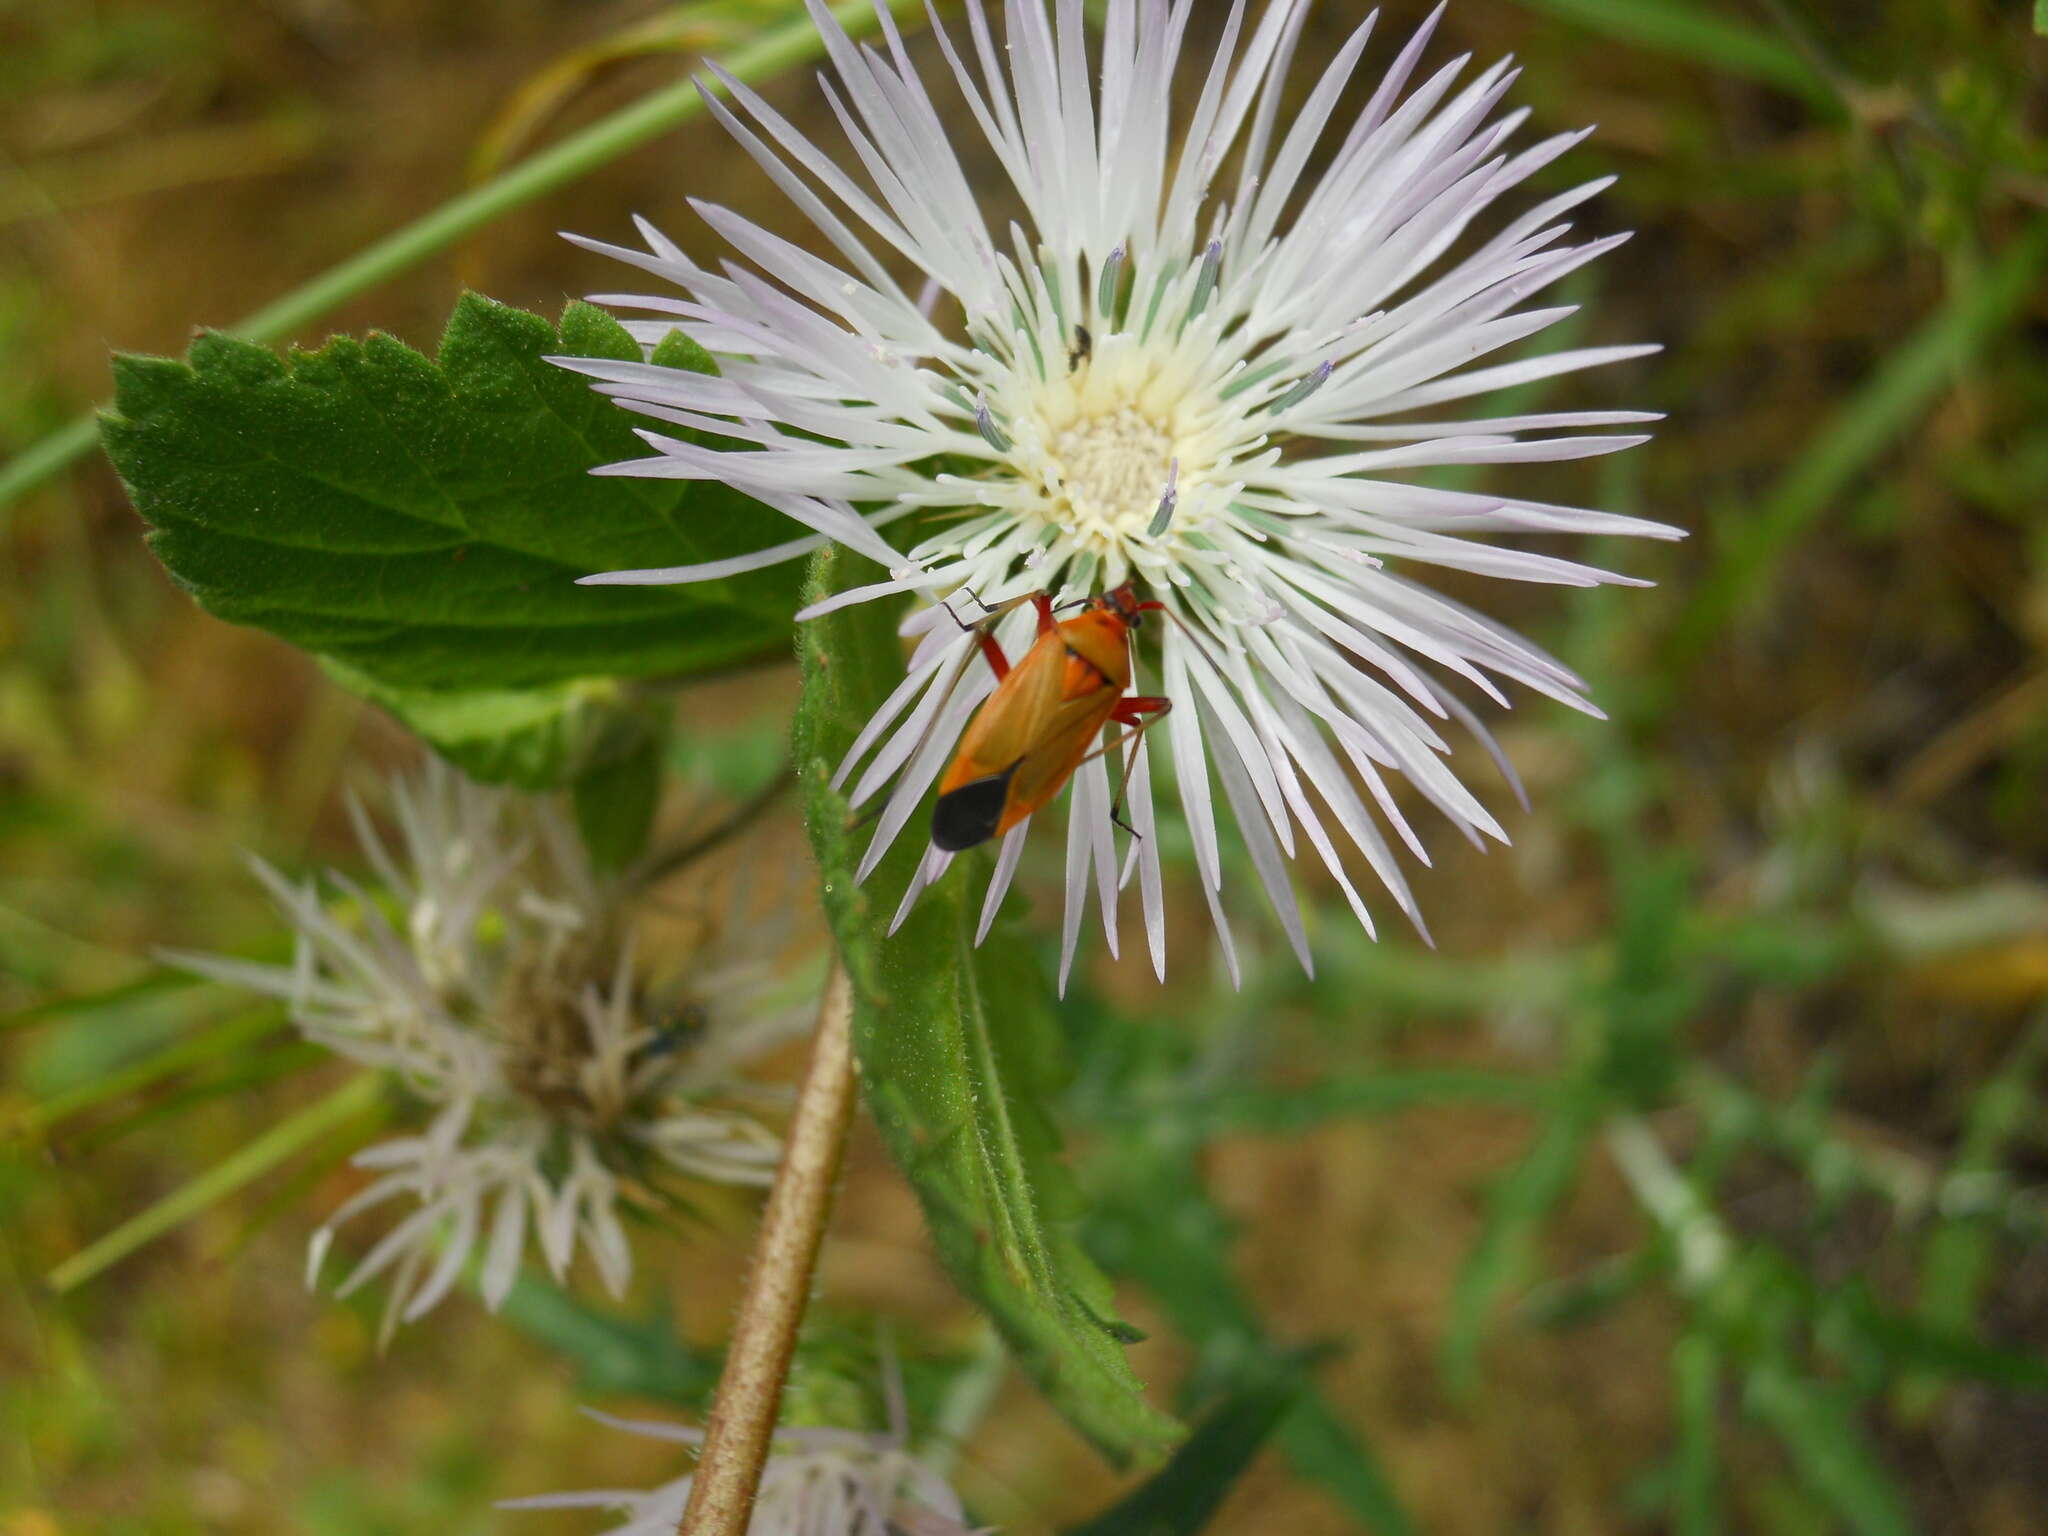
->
[930,583,1173,853]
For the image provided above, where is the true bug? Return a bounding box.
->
[930,584,1172,853]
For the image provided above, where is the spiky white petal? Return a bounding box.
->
[564,0,1673,978]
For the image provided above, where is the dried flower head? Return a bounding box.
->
[173,761,807,1340]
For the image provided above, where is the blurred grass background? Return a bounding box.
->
[3,0,2047,1531]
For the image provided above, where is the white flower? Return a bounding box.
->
[558,0,1677,985]
[170,761,806,1342]
[502,1410,980,1536]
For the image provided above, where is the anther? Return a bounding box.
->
[1267,359,1334,415]
[974,397,1012,454]
[1186,240,1222,322]
[1146,458,1181,538]
[1097,243,1125,322]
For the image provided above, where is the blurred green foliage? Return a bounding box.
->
[5,0,2048,1532]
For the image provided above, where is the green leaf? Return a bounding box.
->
[1176,1068,1550,1136]
[1063,1365,1305,1536]
[1512,0,1835,106]
[102,292,798,693]
[571,722,666,872]
[1903,1012,2048,1413]
[321,662,630,790]
[1742,1364,1915,1536]
[793,546,1180,1465]
[1672,1331,1723,1536]
[1083,1131,1417,1535]
[1668,218,2048,665]
[1,968,203,1037]
[495,1277,719,1407]
[23,1004,285,1132]
[1827,1282,2048,1395]
[1441,1094,1598,1399]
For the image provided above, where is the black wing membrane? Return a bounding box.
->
[930,760,1020,852]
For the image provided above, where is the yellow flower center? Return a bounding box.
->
[1044,406,1176,536]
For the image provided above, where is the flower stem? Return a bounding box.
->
[680,958,857,1536]
[0,0,929,517]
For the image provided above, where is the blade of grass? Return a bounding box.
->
[1174,1069,1551,1135]
[224,1105,394,1261]
[1900,1010,2048,1414]
[1743,1363,1915,1536]
[1087,1140,1417,1534]
[71,1043,331,1155]
[1667,218,2048,667]
[46,1072,387,1292]
[1442,1093,1599,1398]
[0,0,930,514]
[1673,1331,1723,1536]
[1512,0,1833,106]
[0,970,205,1036]
[1062,1364,1306,1536]
[23,1006,285,1132]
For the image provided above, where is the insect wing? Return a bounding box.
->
[939,629,1070,794]
[999,686,1123,828]
[932,602,1137,849]
[981,611,1134,829]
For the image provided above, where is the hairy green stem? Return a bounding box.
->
[0,0,926,514]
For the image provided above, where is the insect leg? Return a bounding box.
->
[1077,699,1174,840]
[938,588,1046,681]
[936,586,992,630]
[973,630,1012,681]
[1110,694,1171,726]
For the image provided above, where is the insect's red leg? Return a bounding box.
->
[1082,699,1173,839]
[942,590,1048,679]
[1031,593,1057,637]
[974,630,1011,681]
[1110,694,1170,726]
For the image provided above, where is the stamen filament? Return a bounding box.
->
[1146,457,1181,538]
[974,397,1012,454]
[1097,242,1126,325]
[1185,240,1223,323]
[1267,360,1335,415]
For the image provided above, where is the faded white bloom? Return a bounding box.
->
[560,0,1675,984]
[502,1410,979,1536]
[172,761,805,1341]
